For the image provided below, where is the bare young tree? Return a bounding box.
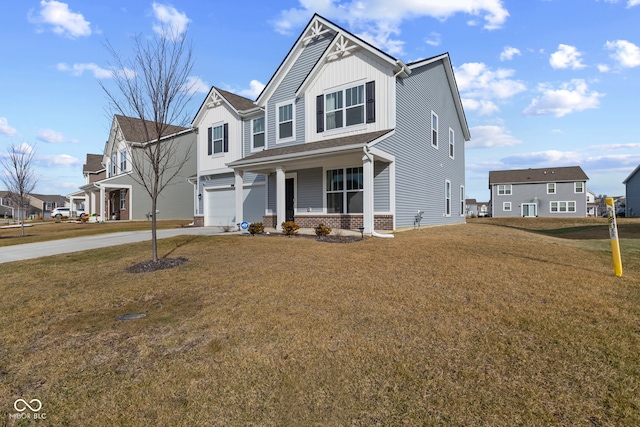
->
[1,143,38,236]
[100,28,196,262]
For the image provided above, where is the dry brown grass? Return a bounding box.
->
[1,219,640,426]
[0,220,193,247]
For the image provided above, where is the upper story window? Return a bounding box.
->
[497,184,512,195]
[111,154,117,176]
[208,123,228,155]
[119,150,127,172]
[277,101,294,142]
[449,128,455,159]
[252,117,265,150]
[547,183,556,194]
[316,81,375,133]
[575,182,584,193]
[431,111,438,148]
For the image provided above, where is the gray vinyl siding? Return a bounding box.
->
[244,113,265,156]
[374,160,390,212]
[266,34,334,148]
[626,172,640,217]
[198,172,264,214]
[375,59,466,227]
[267,173,276,212]
[296,168,323,212]
[491,182,587,217]
[107,130,196,220]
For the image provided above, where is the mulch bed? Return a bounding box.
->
[125,257,188,273]
[245,233,363,243]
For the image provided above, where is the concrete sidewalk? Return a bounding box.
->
[0,227,227,264]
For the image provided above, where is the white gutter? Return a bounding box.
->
[363,146,393,239]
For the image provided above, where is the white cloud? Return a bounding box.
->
[238,80,266,99]
[183,76,210,95]
[461,98,499,116]
[272,0,509,54]
[29,0,91,38]
[524,79,603,117]
[37,129,66,143]
[466,125,522,148]
[152,2,190,39]
[38,154,81,167]
[500,150,583,166]
[499,46,521,61]
[588,142,640,150]
[549,44,586,69]
[17,143,35,155]
[0,118,17,137]
[597,63,610,72]
[605,40,640,68]
[629,0,640,6]
[425,32,441,47]
[57,62,112,78]
[455,62,527,100]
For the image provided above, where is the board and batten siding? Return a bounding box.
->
[304,49,396,143]
[266,34,334,148]
[375,60,466,228]
[197,102,242,174]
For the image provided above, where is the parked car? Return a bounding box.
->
[51,207,70,218]
[617,208,626,218]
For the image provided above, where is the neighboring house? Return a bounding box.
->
[192,14,470,234]
[488,166,589,217]
[79,115,196,221]
[586,189,598,217]
[72,153,106,217]
[623,164,640,217]
[465,199,489,217]
[0,191,68,219]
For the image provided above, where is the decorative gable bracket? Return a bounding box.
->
[327,34,358,61]
[302,20,331,45]
[206,92,223,109]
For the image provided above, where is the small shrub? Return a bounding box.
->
[281,221,300,236]
[314,223,332,237]
[248,222,264,235]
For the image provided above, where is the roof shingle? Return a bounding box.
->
[488,166,589,185]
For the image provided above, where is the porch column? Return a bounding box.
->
[362,153,374,235]
[99,186,105,221]
[234,170,244,226]
[276,166,285,231]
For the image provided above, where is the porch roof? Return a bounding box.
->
[228,129,393,169]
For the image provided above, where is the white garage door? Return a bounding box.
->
[204,185,265,227]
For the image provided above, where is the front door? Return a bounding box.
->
[522,203,537,217]
[285,178,295,222]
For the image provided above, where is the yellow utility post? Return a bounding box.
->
[605,198,623,277]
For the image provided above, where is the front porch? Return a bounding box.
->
[262,213,393,230]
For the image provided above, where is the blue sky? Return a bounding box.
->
[1,1,639,201]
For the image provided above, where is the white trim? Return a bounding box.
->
[210,121,225,155]
[444,179,451,217]
[251,117,265,152]
[503,201,512,211]
[574,182,584,193]
[449,127,455,160]
[275,99,296,144]
[547,182,556,194]
[431,111,439,149]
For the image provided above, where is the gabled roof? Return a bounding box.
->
[29,193,68,203]
[488,166,589,186]
[191,87,258,127]
[228,129,393,168]
[216,87,256,111]
[623,164,640,184]
[115,115,187,144]
[83,154,104,173]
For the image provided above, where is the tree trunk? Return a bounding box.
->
[151,194,158,262]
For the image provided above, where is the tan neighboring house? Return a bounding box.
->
[77,115,196,221]
[0,191,68,219]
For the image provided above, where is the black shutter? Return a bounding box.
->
[316,94,324,133]
[223,123,229,153]
[366,81,375,123]
[207,127,212,155]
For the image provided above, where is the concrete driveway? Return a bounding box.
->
[0,227,227,264]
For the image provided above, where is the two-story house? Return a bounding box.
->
[79,115,197,221]
[488,166,589,217]
[192,14,470,235]
[623,164,640,217]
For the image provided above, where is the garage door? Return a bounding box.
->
[204,185,265,227]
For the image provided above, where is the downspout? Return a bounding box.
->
[363,147,394,238]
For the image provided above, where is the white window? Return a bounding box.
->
[212,125,223,154]
[111,154,117,176]
[431,111,438,148]
[449,128,455,159]
[325,84,365,131]
[119,150,127,172]
[326,167,363,214]
[445,179,451,217]
[277,101,295,142]
[550,201,576,213]
[460,185,465,216]
[547,183,556,194]
[575,182,584,193]
[503,202,512,211]
[252,117,265,150]
[497,184,512,195]
[119,189,126,210]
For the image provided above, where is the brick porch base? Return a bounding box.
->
[262,214,393,231]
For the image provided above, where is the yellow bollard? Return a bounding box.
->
[605,198,623,277]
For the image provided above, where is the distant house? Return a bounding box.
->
[192,14,470,233]
[586,189,598,217]
[465,199,489,217]
[488,166,589,217]
[623,164,640,217]
[70,153,106,217]
[0,191,68,219]
[78,115,196,221]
